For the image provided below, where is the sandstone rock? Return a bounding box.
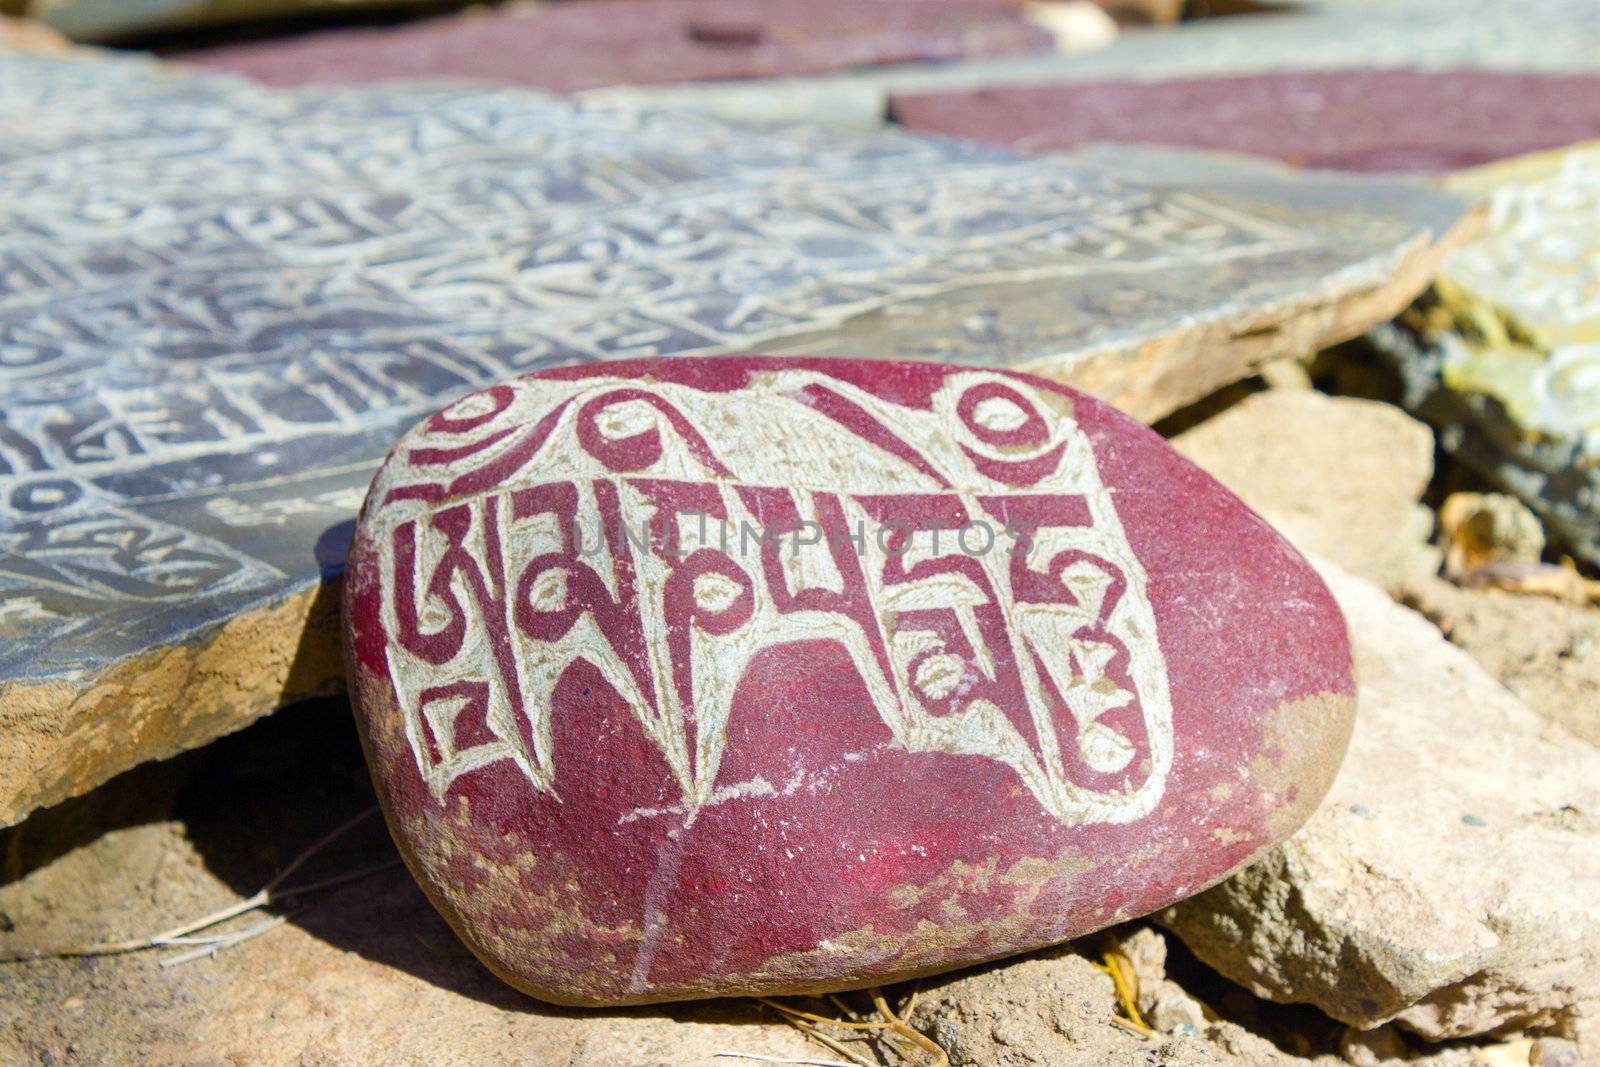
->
[343,356,1357,1004]
[908,949,1242,1066]
[0,55,1473,828]
[1162,560,1600,1049]
[1396,575,1600,745]
[1147,981,1208,1032]
[1532,1036,1582,1067]
[1173,391,1438,586]
[0,13,68,52]
[1437,492,1546,577]
[891,71,1600,173]
[1122,924,1168,1007]
[1340,1023,1408,1067]
[1375,142,1600,568]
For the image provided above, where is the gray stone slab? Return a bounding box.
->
[0,54,1475,825]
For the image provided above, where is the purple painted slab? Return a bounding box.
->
[185,0,1052,92]
[344,356,1356,1004]
[892,70,1600,173]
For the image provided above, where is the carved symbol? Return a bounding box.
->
[369,370,1174,826]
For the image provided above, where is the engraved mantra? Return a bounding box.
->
[369,371,1175,825]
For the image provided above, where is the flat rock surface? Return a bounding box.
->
[892,70,1600,173]
[0,54,1474,828]
[186,0,1053,91]
[344,355,1356,1004]
[1162,561,1600,1050]
[1396,576,1600,746]
[1376,143,1600,568]
[0,626,1536,1066]
[1173,389,1438,586]
[581,0,1600,129]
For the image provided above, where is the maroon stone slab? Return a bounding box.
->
[184,0,1052,92]
[892,70,1600,173]
[343,356,1355,1005]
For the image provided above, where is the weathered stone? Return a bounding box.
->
[1172,391,1438,587]
[1532,1037,1583,1067]
[0,13,69,51]
[1395,575,1600,745]
[1374,143,1600,568]
[892,71,1600,173]
[1162,561,1600,1049]
[0,55,1473,828]
[580,0,1600,129]
[1340,1024,1408,1067]
[1437,491,1546,577]
[343,355,1357,1004]
[187,0,1053,91]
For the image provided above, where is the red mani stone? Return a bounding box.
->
[892,70,1600,174]
[184,0,1050,93]
[342,356,1355,1005]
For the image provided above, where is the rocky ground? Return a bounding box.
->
[2,350,1596,1066]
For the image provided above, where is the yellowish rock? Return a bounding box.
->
[1379,141,1600,566]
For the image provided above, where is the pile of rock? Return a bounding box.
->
[1,6,1599,1066]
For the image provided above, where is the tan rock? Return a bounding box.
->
[0,694,1559,1066]
[1146,981,1208,1033]
[0,15,67,53]
[910,949,1276,1066]
[1341,1024,1408,1066]
[1173,391,1438,585]
[1162,561,1600,1050]
[1437,492,1546,576]
[1398,575,1600,744]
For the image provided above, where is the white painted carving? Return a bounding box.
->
[367,370,1174,825]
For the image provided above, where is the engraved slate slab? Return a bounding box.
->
[892,71,1600,174]
[0,54,1473,827]
[1374,143,1600,567]
[185,0,1052,92]
[343,355,1357,1004]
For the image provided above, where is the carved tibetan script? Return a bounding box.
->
[363,369,1175,825]
[0,54,1449,692]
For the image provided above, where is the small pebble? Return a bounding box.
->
[1462,814,1488,827]
[1350,804,1375,818]
[1531,1036,1580,1067]
[1172,1023,1202,1037]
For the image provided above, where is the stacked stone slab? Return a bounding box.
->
[1374,142,1600,567]
[0,54,1475,827]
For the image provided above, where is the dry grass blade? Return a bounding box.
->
[1094,944,1155,1039]
[0,806,384,964]
[757,989,950,1067]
